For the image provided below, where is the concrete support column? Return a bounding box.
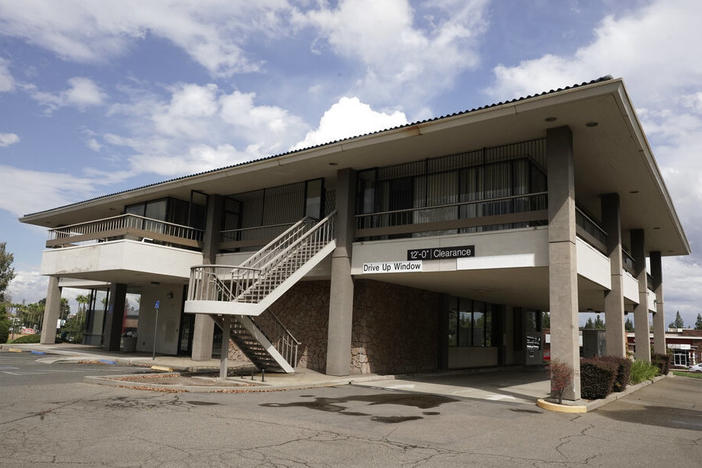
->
[601,194,626,357]
[103,283,127,351]
[191,194,223,361]
[40,276,62,344]
[326,168,356,376]
[546,126,580,401]
[650,251,666,355]
[631,229,651,362]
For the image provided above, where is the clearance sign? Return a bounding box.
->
[407,245,475,261]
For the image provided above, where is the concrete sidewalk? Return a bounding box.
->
[0,343,254,372]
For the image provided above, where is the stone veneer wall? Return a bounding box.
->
[229,278,442,375]
[228,280,330,372]
[351,279,441,375]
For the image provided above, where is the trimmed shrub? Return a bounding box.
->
[11,333,40,344]
[599,356,632,392]
[630,360,658,384]
[580,358,618,399]
[652,353,670,375]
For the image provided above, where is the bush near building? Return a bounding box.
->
[581,358,619,399]
[11,333,40,344]
[651,353,670,375]
[599,356,632,392]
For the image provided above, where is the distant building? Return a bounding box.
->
[627,329,701,367]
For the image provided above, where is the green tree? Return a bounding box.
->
[60,298,71,320]
[63,310,85,343]
[76,295,90,314]
[669,311,685,329]
[594,314,605,330]
[542,312,550,329]
[0,243,15,303]
[0,303,10,343]
[584,318,595,329]
[15,300,44,329]
[695,313,702,331]
[625,317,634,331]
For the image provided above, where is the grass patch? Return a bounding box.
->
[673,371,702,379]
[10,334,40,344]
[630,360,659,384]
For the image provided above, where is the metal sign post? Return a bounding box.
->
[152,300,160,360]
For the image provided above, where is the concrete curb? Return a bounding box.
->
[84,373,354,393]
[538,373,670,413]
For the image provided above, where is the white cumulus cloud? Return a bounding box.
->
[0,132,19,147]
[0,0,293,77]
[26,77,106,114]
[0,165,97,217]
[294,0,489,107]
[102,82,309,178]
[294,97,407,149]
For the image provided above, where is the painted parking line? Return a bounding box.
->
[0,366,20,370]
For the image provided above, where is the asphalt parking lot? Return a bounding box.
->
[0,351,700,467]
[0,351,148,386]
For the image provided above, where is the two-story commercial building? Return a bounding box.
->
[21,76,689,400]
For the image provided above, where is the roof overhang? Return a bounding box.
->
[20,78,690,256]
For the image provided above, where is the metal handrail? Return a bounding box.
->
[353,192,548,219]
[187,211,336,305]
[253,211,336,274]
[575,206,607,237]
[238,217,315,271]
[622,248,636,275]
[234,211,336,302]
[268,309,301,345]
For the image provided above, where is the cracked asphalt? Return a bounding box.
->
[1,351,701,467]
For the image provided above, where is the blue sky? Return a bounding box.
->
[1,0,701,327]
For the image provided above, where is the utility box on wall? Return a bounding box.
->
[582,329,606,358]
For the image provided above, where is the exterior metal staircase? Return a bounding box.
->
[184,210,336,372]
[212,312,300,373]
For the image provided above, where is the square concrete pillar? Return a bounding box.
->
[191,194,223,361]
[103,283,127,352]
[601,194,626,357]
[631,229,651,362]
[40,276,62,344]
[650,251,666,355]
[547,126,580,401]
[326,168,356,376]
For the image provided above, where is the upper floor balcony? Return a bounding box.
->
[46,213,204,251]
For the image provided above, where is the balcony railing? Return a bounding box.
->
[47,214,203,250]
[622,248,636,276]
[575,206,608,254]
[354,192,548,239]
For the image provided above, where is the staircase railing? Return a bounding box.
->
[233,210,336,303]
[239,217,316,271]
[254,310,301,367]
[187,211,336,304]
